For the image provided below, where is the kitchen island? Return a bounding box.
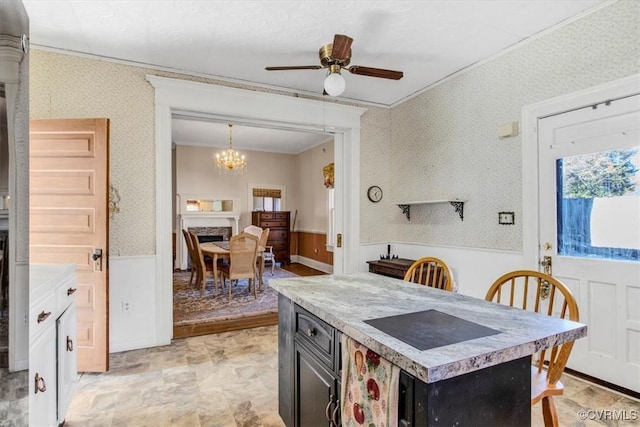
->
[271,273,587,426]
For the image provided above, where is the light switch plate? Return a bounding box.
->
[499,211,515,225]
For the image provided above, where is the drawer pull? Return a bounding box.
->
[37,311,51,323]
[67,336,74,352]
[34,373,47,394]
[306,327,316,337]
[325,394,334,422]
[332,400,341,426]
[67,287,77,296]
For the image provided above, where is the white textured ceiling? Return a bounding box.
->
[22,0,605,151]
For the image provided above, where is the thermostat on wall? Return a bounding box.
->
[498,121,519,138]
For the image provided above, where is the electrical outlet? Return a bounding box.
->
[122,301,132,312]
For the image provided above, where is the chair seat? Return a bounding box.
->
[531,367,564,405]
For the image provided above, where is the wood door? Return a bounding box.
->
[30,118,110,372]
[538,95,640,392]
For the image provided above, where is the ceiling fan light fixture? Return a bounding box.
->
[324,69,346,97]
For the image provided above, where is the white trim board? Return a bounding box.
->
[147,75,366,343]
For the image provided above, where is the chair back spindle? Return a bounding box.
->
[403,257,454,292]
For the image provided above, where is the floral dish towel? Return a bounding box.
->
[341,335,399,426]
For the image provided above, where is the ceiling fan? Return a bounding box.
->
[265,34,403,97]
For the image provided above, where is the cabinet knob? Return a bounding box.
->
[306,327,316,337]
[37,311,51,323]
[67,287,77,296]
[67,336,74,352]
[34,373,47,394]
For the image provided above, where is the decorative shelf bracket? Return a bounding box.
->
[450,201,464,221]
[396,200,465,221]
[398,204,411,220]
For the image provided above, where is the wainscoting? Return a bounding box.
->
[291,231,333,273]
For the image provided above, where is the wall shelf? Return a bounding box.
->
[395,200,466,221]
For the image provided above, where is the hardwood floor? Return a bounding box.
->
[172,263,327,338]
[280,262,327,276]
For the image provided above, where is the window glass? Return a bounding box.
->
[556,147,639,261]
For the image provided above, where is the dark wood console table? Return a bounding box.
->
[367,258,415,280]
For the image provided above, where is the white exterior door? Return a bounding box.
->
[538,94,640,392]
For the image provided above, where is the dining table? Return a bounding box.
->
[200,241,265,293]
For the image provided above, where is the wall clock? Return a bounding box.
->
[367,185,383,203]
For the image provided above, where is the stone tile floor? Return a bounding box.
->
[64,325,640,427]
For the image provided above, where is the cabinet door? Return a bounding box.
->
[295,343,338,427]
[29,325,57,427]
[57,304,77,424]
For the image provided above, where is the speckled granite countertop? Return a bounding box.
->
[271,273,587,384]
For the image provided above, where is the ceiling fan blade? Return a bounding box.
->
[265,65,323,71]
[331,34,353,62]
[347,66,403,80]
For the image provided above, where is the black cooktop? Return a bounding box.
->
[364,309,501,351]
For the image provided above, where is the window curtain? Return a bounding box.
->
[253,188,281,198]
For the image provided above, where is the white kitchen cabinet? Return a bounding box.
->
[29,264,77,427]
[57,303,77,421]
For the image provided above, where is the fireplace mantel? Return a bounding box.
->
[177,213,240,270]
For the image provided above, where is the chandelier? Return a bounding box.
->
[215,124,246,173]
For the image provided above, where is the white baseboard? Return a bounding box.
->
[291,255,333,274]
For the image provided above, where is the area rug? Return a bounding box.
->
[173,267,299,327]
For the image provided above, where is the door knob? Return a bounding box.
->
[92,248,103,271]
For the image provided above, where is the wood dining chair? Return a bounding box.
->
[188,231,220,296]
[219,232,259,301]
[485,270,580,427]
[257,228,273,285]
[182,229,198,286]
[403,257,454,291]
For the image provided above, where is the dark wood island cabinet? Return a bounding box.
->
[273,273,587,427]
[279,297,342,427]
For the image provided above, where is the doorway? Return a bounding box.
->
[149,75,366,344]
[524,74,640,393]
[171,124,332,338]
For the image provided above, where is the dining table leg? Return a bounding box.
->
[213,253,219,294]
[259,255,264,290]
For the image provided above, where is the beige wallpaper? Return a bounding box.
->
[29,50,358,256]
[15,51,29,262]
[359,106,393,243]
[30,51,156,256]
[382,0,640,251]
[28,0,639,256]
